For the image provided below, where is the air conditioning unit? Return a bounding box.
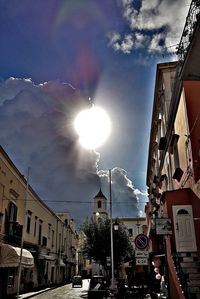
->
[158,137,167,150]
[173,167,183,182]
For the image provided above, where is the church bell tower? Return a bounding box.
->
[93,189,108,218]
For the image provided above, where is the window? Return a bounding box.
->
[97,200,101,209]
[52,230,54,247]
[59,233,61,252]
[26,211,32,233]
[8,200,18,236]
[8,201,17,222]
[177,209,189,215]
[38,221,42,245]
[27,216,31,233]
[128,228,133,236]
[48,224,51,239]
[64,238,66,252]
[0,212,3,230]
[42,236,47,247]
[34,217,37,237]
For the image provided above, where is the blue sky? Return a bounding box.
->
[0,0,189,224]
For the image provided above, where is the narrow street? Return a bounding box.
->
[20,280,164,299]
[20,280,90,299]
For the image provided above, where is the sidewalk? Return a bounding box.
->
[18,286,56,299]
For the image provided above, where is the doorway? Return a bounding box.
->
[173,205,197,252]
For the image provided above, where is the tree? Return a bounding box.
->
[80,216,133,276]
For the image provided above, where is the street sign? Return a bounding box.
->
[136,258,148,266]
[134,234,149,250]
[155,218,172,235]
[106,256,111,266]
[135,250,149,258]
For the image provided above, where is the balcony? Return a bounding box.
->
[177,0,200,80]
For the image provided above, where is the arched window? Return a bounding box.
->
[177,209,189,215]
[97,200,101,209]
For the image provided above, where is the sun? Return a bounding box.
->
[74,105,111,149]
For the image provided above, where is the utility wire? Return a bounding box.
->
[3,196,147,204]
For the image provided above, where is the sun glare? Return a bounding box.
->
[74,105,111,149]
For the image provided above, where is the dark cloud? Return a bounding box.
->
[0,78,146,225]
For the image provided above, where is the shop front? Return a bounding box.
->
[0,243,34,296]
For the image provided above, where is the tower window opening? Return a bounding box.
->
[97,200,102,209]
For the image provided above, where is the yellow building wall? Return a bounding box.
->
[0,146,78,266]
[174,89,194,189]
[0,150,27,236]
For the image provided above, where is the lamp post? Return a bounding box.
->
[109,169,114,289]
[16,167,29,299]
[109,169,119,290]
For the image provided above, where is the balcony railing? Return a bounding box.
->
[177,0,200,64]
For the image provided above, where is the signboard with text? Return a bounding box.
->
[155,218,172,235]
[106,256,111,266]
[135,250,149,259]
[136,258,148,266]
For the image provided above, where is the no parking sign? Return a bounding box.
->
[134,234,149,250]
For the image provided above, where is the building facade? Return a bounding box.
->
[146,2,200,297]
[0,146,78,297]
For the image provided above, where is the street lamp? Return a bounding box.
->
[16,168,30,299]
[113,221,119,231]
[109,169,119,290]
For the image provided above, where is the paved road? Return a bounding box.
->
[19,280,165,299]
[20,279,90,299]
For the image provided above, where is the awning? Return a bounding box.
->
[0,244,34,268]
[38,254,55,261]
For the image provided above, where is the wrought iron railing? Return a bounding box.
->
[173,253,190,299]
[176,0,200,63]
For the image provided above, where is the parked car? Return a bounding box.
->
[88,275,110,299]
[72,275,83,288]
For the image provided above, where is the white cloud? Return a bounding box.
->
[135,32,148,48]
[148,33,164,53]
[120,34,134,54]
[108,0,189,54]
[108,32,134,54]
[98,167,147,217]
[108,32,121,46]
[134,188,147,196]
